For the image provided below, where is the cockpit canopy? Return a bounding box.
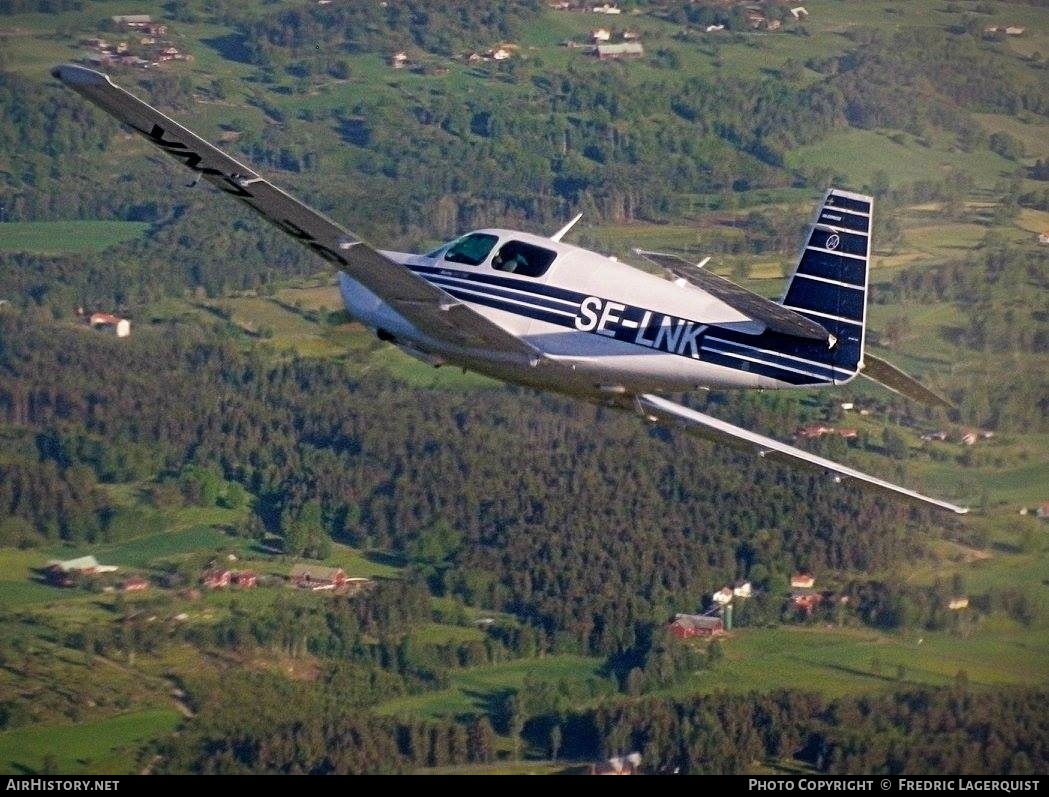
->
[428,232,558,278]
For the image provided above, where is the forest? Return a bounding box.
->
[0,0,1046,776]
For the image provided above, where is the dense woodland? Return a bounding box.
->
[152,682,1049,774]
[0,315,942,655]
[0,0,1046,776]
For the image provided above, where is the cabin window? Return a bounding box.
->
[443,233,499,266]
[491,240,557,278]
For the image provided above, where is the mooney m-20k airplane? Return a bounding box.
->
[53,64,967,514]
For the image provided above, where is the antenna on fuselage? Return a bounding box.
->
[550,212,583,243]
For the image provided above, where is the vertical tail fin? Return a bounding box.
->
[779,189,872,381]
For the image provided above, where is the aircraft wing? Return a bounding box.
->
[635,393,968,514]
[861,353,954,410]
[634,249,831,342]
[51,64,539,361]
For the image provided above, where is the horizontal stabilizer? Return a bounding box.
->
[636,393,968,514]
[634,249,831,342]
[861,353,954,410]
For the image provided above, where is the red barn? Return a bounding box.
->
[669,613,724,639]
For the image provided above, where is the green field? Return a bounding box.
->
[668,624,1049,699]
[0,221,150,255]
[786,129,1017,191]
[374,655,606,720]
[0,709,182,775]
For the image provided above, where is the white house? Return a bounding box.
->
[89,312,130,338]
[592,4,621,14]
[712,586,733,605]
[790,7,809,19]
[733,581,753,599]
[591,28,611,42]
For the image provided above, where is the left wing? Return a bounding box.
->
[635,393,968,514]
[51,64,540,362]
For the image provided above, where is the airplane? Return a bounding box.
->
[52,63,968,514]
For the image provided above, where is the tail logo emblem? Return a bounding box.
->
[825,234,840,250]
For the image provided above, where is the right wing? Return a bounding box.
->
[636,393,968,514]
[51,64,539,361]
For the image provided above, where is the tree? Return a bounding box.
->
[549,723,562,762]
[882,428,908,461]
[407,517,462,579]
[468,717,496,763]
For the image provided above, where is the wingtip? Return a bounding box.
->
[51,63,111,87]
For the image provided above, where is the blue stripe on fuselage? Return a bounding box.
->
[406,263,856,385]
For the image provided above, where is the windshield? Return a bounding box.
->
[443,233,499,266]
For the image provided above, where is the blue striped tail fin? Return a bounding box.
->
[779,189,872,382]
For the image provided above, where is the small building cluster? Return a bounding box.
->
[790,572,821,614]
[1019,502,1049,520]
[919,428,993,445]
[795,424,857,440]
[745,8,781,31]
[983,25,1026,36]
[44,555,118,587]
[79,15,188,71]
[87,311,131,338]
[201,568,258,589]
[288,564,374,594]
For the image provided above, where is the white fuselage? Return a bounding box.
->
[340,228,850,401]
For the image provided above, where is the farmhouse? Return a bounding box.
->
[89,312,131,337]
[595,42,644,60]
[121,576,149,592]
[1038,231,1049,245]
[231,570,258,588]
[389,51,408,69]
[790,7,809,19]
[796,424,834,439]
[712,586,733,605]
[669,613,724,638]
[112,14,152,27]
[290,563,348,591]
[948,596,969,610]
[345,576,374,596]
[733,581,753,599]
[201,568,231,589]
[790,587,822,614]
[1035,503,1049,520]
[591,28,611,42]
[592,4,621,14]
[45,555,117,587]
[790,573,815,589]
